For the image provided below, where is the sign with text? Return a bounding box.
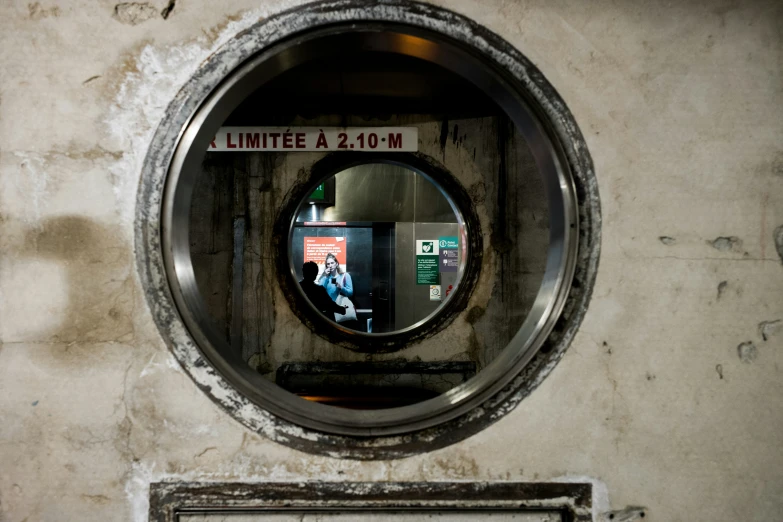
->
[439,248,458,272]
[439,236,458,249]
[416,239,440,285]
[310,183,325,200]
[438,236,458,273]
[416,256,440,285]
[304,237,347,277]
[211,127,418,151]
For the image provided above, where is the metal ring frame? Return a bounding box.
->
[275,152,484,352]
[154,16,584,441]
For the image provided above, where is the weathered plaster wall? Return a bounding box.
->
[1,1,781,521]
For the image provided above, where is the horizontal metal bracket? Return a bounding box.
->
[149,481,593,522]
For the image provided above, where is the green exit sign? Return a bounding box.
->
[310,183,325,200]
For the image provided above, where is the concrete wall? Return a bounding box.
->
[1,1,781,521]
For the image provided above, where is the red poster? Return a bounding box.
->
[304,237,347,275]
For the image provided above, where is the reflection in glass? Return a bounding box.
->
[298,260,349,318]
[291,163,465,334]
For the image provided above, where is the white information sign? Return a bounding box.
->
[210,127,418,152]
[416,240,439,256]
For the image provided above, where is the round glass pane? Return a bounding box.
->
[289,163,467,335]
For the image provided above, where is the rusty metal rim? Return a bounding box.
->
[136,0,600,456]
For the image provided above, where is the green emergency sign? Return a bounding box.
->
[310,183,325,200]
[416,255,440,285]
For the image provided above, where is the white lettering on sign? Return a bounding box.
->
[210,127,418,152]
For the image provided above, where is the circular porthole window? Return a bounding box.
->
[274,154,482,351]
[137,1,600,458]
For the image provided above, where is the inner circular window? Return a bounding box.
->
[144,4,598,452]
[288,162,470,335]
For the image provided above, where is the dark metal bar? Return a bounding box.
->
[148,481,592,522]
[229,217,245,356]
[229,167,247,357]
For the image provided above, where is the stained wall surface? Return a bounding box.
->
[1,1,782,521]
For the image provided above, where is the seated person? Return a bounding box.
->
[299,261,347,318]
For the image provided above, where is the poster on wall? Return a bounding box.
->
[416,240,440,285]
[439,236,458,272]
[304,237,347,280]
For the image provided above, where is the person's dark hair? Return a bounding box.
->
[302,261,318,280]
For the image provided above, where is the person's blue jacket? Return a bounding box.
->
[320,272,353,301]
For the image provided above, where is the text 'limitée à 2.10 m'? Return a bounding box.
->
[210,127,418,152]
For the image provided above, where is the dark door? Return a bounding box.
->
[371,223,395,333]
